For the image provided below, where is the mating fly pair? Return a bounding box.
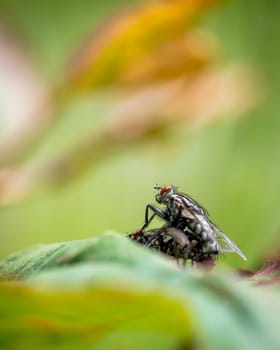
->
[129,185,247,266]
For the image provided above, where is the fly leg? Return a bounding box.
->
[140,204,169,231]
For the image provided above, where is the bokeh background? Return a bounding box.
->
[0,0,280,268]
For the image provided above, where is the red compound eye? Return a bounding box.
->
[160,185,172,195]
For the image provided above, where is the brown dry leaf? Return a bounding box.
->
[238,238,280,286]
[105,64,264,140]
[238,261,280,286]
[65,0,216,92]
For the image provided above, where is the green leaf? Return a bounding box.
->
[0,233,279,350]
[0,232,174,280]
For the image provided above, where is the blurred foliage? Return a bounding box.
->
[0,233,279,350]
[0,0,280,272]
[1,1,280,348]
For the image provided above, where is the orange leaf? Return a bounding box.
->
[65,0,216,92]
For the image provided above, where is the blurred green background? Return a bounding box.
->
[0,0,280,268]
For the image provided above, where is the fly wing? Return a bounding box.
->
[208,219,247,261]
[179,192,208,216]
[176,192,247,261]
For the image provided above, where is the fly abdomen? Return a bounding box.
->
[188,220,204,236]
[195,223,202,235]
[187,219,214,244]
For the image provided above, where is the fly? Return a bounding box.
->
[132,185,246,264]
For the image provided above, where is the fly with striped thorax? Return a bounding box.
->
[129,185,246,266]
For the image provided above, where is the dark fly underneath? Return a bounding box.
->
[128,225,217,267]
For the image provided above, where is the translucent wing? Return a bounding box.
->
[178,192,208,216]
[167,188,246,261]
[180,201,247,261]
[208,219,247,261]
